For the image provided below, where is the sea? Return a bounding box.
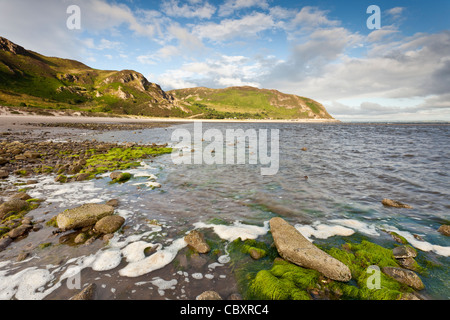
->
[0,122,448,300]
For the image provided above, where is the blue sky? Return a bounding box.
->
[0,0,449,121]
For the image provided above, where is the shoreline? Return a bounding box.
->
[0,105,340,128]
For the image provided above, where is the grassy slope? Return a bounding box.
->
[170,86,334,120]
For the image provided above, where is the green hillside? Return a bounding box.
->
[169,86,334,120]
[0,36,334,120]
[0,36,189,117]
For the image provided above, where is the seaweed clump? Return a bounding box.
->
[245,240,416,300]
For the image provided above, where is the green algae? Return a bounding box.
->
[55,146,172,181]
[242,239,417,300]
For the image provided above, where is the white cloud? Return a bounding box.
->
[193,12,274,42]
[218,0,269,17]
[386,7,405,17]
[290,6,340,30]
[161,0,216,19]
[217,77,260,87]
[157,54,272,90]
[367,26,399,42]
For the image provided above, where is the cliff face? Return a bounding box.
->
[0,36,334,119]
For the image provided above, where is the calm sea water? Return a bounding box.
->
[0,122,448,300]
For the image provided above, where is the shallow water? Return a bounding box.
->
[0,122,449,300]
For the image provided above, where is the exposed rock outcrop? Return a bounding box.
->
[269,217,351,282]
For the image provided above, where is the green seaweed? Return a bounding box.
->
[243,240,416,300]
[80,146,172,178]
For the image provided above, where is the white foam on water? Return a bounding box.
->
[191,273,203,280]
[294,222,355,242]
[193,220,269,242]
[119,238,187,277]
[91,249,122,271]
[329,219,380,236]
[382,225,450,257]
[122,241,158,263]
[150,277,177,290]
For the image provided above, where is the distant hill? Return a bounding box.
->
[0,36,334,120]
[0,36,188,117]
[169,86,334,120]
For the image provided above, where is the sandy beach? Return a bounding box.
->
[0,106,340,131]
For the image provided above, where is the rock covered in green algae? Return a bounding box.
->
[0,199,29,220]
[269,217,352,282]
[56,203,115,230]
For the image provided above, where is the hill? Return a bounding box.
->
[0,36,334,120]
[0,36,188,117]
[169,86,333,120]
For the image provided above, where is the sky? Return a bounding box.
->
[0,0,449,121]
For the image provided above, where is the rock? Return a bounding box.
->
[56,203,115,230]
[21,217,32,225]
[75,173,91,181]
[382,199,413,209]
[382,267,425,290]
[84,237,96,245]
[397,258,420,272]
[10,192,31,201]
[0,169,9,179]
[16,251,29,262]
[110,172,122,180]
[249,248,266,260]
[269,217,352,282]
[437,225,450,236]
[32,224,43,232]
[23,151,40,159]
[196,291,222,300]
[0,237,12,251]
[8,224,32,239]
[228,293,243,300]
[388,231,408,244]
[0,199,29,220]
[106,199,119,207]
[110,172,132,182]
[70,283,97,300]
[102,233,114,241]
[26,179,38,185]
[55,175,67,183]
[94,215,125,234]
[184,230,210,254]
[393,245,417,259]
[301,147,307,151]
[0,157,8,165]
[74,232,89,244]
[68,164,82,174]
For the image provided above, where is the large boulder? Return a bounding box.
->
[269,217,351,282]
[94,215,125,234]
[57,203,114,230]
[0,199,29,220]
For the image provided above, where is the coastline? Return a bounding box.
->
[0,106,448,301]
[0,105,340,130]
